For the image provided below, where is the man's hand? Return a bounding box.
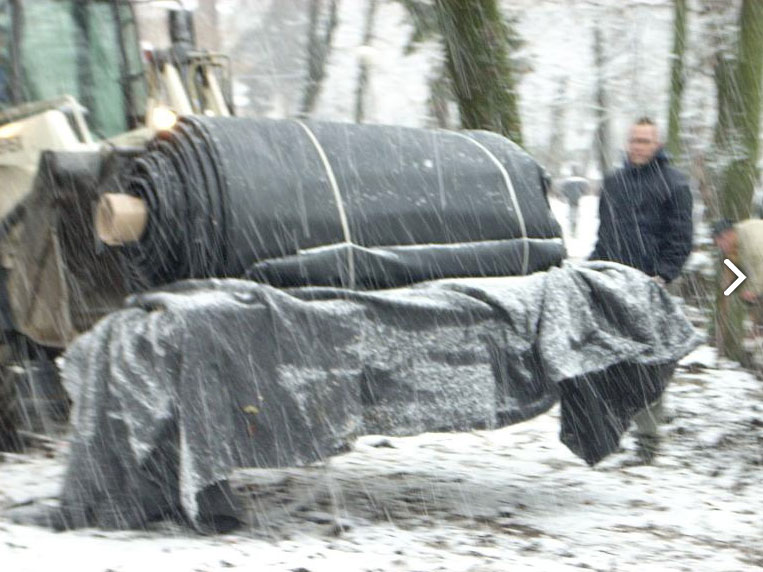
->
[652,276,667,287]
[740,290,759,304]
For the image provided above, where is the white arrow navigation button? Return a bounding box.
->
[723,259,747,296]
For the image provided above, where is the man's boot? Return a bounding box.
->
[635,433,660,464]
[631,397,664,465]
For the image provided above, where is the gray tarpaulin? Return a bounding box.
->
[57,262,699,530]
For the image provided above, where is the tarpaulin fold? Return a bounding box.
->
[57,261,699,530]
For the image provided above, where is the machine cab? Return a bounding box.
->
[0,0,147,138]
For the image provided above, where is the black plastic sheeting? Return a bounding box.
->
[55,262,699,531]
[119,117,563,290]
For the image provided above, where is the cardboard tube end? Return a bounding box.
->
[95,194,148,246]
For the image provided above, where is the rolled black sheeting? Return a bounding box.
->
[120,117,563,289]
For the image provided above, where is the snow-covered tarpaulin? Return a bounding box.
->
[57,262,699,531]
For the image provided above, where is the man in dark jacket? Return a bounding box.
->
[591,117,693,463]
[591,118,693,283]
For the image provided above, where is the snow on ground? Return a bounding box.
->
[5,176,758,572]
[549,195,600,260]
[1,344,762,572]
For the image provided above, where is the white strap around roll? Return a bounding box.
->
[293,120,355,288]
[454,133,530,275]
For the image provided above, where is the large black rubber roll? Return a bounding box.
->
[120,116,564,289]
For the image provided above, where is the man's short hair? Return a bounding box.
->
[711,218,735,237]
[634,116,656,127]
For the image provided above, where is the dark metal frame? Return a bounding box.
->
[4,0,147,131]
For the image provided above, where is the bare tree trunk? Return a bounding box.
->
[300,0,340,117]
[547,77,568,175]
[435,0,523,144]
[196,0,220,51]
[691,153,718,219]
[713,49,735,161]
[713,0,763,363]
[666,0,688,161]
[355,0,378,123]
[593,25,612,178]
[719,0,763,222]
[428,63,454,128]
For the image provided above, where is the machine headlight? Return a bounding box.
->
[0,122,23,139]
[150,106,178,132]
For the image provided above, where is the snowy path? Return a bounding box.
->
[549,195,600,260]
[1,344,762,571]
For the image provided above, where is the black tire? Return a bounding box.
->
[0,363,21,452]
[15,358,71,431]
[0,332,67,448]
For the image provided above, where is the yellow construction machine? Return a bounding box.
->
[0,0,232,444]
